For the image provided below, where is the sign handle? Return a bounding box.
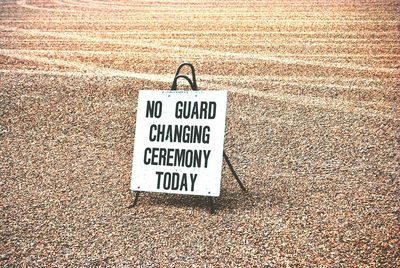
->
[170,74,197,91]
[172,62,198,90]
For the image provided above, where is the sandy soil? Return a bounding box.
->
[1,0,399,266]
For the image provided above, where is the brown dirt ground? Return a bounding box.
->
[1,0,399,266]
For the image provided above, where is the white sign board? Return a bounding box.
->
[130,90,227,197]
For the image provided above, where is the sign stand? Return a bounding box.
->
[129,62,247,214]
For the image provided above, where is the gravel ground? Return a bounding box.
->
[1,0,399,266]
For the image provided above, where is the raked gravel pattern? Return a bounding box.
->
[1,0,399,266]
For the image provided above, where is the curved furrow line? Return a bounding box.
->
[3,49,399,60]
[14,0,400,24]
[0,49,392,118]
[1,25,398,74]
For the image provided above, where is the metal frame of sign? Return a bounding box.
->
[129,62,247,214]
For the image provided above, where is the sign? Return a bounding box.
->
[130,90,228,197]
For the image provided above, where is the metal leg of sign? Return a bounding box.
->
[208,196,216,214]
[133,191,140,206]
[128,191,140,208]
[223,152,247,192]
